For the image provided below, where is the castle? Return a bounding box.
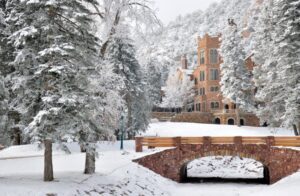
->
[157,34,259,126]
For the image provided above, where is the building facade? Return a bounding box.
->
[191,34,259,126]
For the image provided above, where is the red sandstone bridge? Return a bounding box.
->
[134,136,300,184]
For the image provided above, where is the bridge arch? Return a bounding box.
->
[179,155,270,184]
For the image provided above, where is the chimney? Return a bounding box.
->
[181,55,188,69]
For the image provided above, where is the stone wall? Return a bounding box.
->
[213,113,260,126]
[170,112,213,123]
[133,143,300,184]
[151,112,176,121]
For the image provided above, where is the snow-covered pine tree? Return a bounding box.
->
[256,0,300,133]
[6,0,117,180]
[145,57,162,107]
[251,0,283,129]
[220,21,254,126]
[0,1,7,144]
[105,36,150,139]
[0,0,16,145]
[160,68,182,109]
[273,0,300,134]
[252,0,300,134]
[0,74,8,145]
[161,68,194,111]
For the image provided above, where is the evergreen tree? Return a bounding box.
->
[161,67,194,111]
[0,0,14,145]
[6,0,117,180]
[251,0,283,128]
[145,57,162,107]
[252,0,300,133]
[106,36,150,139]
[220,21,254,126]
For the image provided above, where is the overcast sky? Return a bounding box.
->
[153,0,222,24]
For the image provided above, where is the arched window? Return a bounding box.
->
[214,118,221,124]
[240,119,245,126]
[228,118,235,125]
[225,104,229,110]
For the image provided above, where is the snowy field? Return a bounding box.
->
[0,122,299,196]
[143,121,295,136]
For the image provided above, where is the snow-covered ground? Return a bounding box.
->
[143,122,295,136]
[187,156,264,179]
[0,122,299,196]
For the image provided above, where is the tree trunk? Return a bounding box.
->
[80,144,86,152]
[293,124,299,136]
[44,139,54,181]
[84,147,95,174]
[12,127,21,145]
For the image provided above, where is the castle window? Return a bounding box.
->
[199,71,205,81]
[194,78,198,85]
[210,69,219,80]
[211,102,220,109]
[210,86,219,92]
[200,49,205,64]
[196,103,201,111]
[199,88,205,95]
[210,48,218,64]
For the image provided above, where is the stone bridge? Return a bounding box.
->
[133,142,300,184]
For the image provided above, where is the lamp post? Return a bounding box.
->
[119,112,125,150]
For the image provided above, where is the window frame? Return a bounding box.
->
[209,48,219,64]
[200,49,205,65]
[210,101,220,109]
[210,69,219,80]
[199,71,205,81]
[210,86,219,92]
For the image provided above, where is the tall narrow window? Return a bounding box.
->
[199,88,205,95]
[210,48,218,64]
[196,103,201,111]
[200,49,205,64]
[199,71,205,81]
[210,69,219,80]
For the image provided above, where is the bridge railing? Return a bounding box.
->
[135,136,300,152]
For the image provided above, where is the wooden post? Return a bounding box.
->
[203,136,211,153]
[265,136,275,147]
[203,136,211,146]
[234,136,243,154]
[135,137,143,152]
[175,137,182,147]
[234,136,243,146]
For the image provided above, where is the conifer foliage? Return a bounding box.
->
[4,0,121,180]
[252,0,300,133]
[105,36,150,138]
[220,22,254,115]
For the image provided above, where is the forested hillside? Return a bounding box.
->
[138,0,261,81]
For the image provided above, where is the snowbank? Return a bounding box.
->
[143,122,294,137]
